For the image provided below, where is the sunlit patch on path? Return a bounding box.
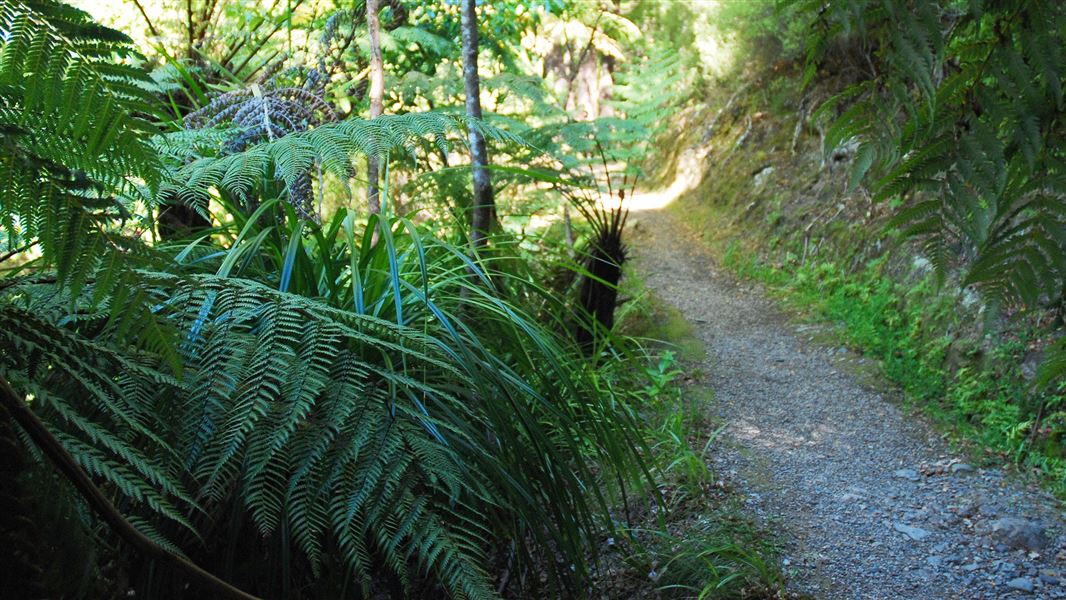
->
[626,146,710,212]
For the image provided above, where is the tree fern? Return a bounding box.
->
[0,290,196,541]
[168,111,521,212]
[0,0,180,384]
[2,3,654,597]
[0,0,161,287]
[0,1,198,561]
[156,272,496,597]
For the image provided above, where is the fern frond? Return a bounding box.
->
[809,0,1066,384]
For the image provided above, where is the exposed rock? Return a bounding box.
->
[994,560,1018,574]
[894,522,932,541]
[838,492,863,503]
[752,165,775,188]
[894,468,921,482]
[911,256,933,276]
[1006,577,1035,594]
[950,463,974,475]
[979,503,1000,517]
[960,287,982,310]
[992,518,1048,551]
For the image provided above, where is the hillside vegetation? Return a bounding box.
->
[645,1,1066,493]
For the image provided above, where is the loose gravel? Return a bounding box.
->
[629,208,1066,600]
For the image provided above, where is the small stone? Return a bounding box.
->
[927,555,943,567]
[963,562,980,572]
[991,518,1048,551]
[950,463,974,474]
[1006,577,1035,594]
[1040,574,1060,586]
[894,522,932,541]
[996,561,1017,574]
[894,468,921,482]
[752,165,775,187]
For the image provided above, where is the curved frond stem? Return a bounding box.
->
[0,376,262,600]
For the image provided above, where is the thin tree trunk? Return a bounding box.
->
[460,0,495,250]
[366,0,384,214]
[563,203,575,255]
[186,0,194,57]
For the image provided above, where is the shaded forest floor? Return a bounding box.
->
[627,206,1066,599]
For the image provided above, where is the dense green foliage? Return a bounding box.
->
[795,0,1066,385]
[6,0,1064,597]
[0,0,162,299]
[0,0,784,598]
[0,1,663,597]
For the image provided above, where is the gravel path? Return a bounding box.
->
[629,207,1066,600]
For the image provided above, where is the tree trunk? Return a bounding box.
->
[574,236,625,352]
[460,0,495,249]
[366,0,384,214]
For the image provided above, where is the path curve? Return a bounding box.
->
[629,207,1066,600]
